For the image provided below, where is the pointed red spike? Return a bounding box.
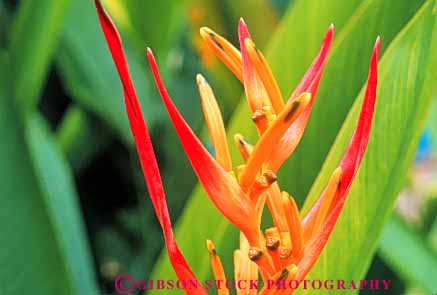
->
[94,3,207,294]
[147,49,256,240]
[338,37,379,195]
[299,38,380,278]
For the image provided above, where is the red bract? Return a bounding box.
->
[94,2,207,295]
[95,1,379,293]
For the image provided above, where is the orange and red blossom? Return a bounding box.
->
[95,1,379,294]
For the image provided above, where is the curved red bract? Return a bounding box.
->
[94,2,208,295]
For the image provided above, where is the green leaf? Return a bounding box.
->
[300,2,437,294]
[25,113,98,294]
[9,0,71,112]
[56,0,161,144]
[150,0,434,291]
[0,70,93,294]
[378,215,437,293]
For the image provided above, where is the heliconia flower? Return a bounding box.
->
[95,1,379,294]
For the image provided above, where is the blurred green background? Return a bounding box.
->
[0,0,436,294]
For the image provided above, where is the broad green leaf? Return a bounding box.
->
[25,113,98,294]
[9,0,70,112]
[378,215,437,293]
[300,2,437,294]
[0,70,73,294]
[56,0,161,144]
[151,0,418,287]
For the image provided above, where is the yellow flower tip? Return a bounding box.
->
[196,73,206,84]
[234,133,244,143]
[332,167,343,186]
[234,133,253,162]
[281,92,311,123]
[234,133,250,149]
[297,91,311,107]
[206,239,216,255]
[199,26,212,40]
[199,26,243,82]
[244,37,255,47]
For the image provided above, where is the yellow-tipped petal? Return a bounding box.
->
[234,134,253,162]
[239,93,311,190]
[311,167,342,235]
[245,38,285,114]
[200,27,243,81]
[282,192,303,260]
[206,240,229,295]
[197,74,232,171]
